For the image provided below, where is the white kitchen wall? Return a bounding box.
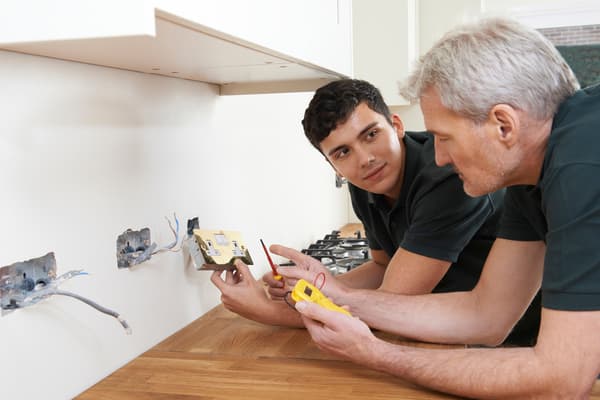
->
[0,50,348,399]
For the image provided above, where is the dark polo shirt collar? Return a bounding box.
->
[367,133,423,213]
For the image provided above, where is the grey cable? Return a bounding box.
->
[51,290,131,333]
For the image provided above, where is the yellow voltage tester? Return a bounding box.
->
[291,279,352,316]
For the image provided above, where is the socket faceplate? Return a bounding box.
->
[193,229,253,270]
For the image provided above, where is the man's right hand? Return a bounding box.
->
[294,300,376,366]
[268,244,348,302]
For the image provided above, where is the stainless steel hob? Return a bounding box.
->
[299,230,371,275]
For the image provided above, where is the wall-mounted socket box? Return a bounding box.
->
[183,217,205,270]
[116,228,157,268]
[0,252,57,314]
[193,229,253,271]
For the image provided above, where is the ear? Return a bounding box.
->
[489,104,519,148]
[391,114,405,139]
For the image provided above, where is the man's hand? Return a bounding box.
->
[261,270,288,300]
[210,259,273,322]
[269,244,348,301]
[295,300,376,365]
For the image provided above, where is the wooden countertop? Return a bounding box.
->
[339,222,365,238]
[77,225,600,399]
[78,304,464,399]
[76,304,600,399]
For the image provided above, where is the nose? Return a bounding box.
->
[357,146,374,168]
[433,138,450,167]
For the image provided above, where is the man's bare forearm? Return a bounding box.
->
[336,260,386,289]
[362,339,589,399]
[336,288,502,345]
[334,240,545,345]
[257,298,305,327]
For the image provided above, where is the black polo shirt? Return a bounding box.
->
[350,131,503,294]
[497,84,600,311]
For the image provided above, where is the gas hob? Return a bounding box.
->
[300,230,371,275]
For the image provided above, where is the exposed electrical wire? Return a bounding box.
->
[19,270,132,334]
[313,272,326,290]
[152,212,181,254]
[283,290,296,311]
[51,290,131,334]
[283,272,328,311]
[54,269,88,284]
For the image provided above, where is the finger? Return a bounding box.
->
[210,270,226,291]
[266,276,298,300]
[282,275,299,285]
[276,266,314,282]
[233,259,255,281]
[270,244,316,269]
[225,269,235,284]
[295,300,348,328]
[267,286,289,299]
[262,272,284,288]
[232,268,242,284]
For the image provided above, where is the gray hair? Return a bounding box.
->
[400,18,580,122]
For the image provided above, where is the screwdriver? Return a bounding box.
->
[259,239,283,281]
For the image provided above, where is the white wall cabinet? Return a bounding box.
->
[419,0,482,52]
[154,0,353,79]
[352,0,417,106]
[0,0,352,95]
[352,0,484,107]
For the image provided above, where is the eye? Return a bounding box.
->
[333,147,350,160]
[366,129,378,139]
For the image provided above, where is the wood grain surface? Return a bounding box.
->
[77,304,600,399]
[77,224,600,399]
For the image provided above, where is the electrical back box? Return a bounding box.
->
[0,252,57,314]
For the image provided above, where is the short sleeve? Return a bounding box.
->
[349,185,383,250]
[542,163,600,310]
[401,174,500,262]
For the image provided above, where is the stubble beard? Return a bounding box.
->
[463,141,508,197]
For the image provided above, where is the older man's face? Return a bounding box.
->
[419,87,509,197]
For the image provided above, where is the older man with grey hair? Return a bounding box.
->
[272,17,600,398]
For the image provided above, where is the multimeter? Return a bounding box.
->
[291,279,351,316]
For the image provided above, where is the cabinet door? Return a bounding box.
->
[419,0,482,52]
[0,1,351,93]
[0,0,153,43]
[352,0,417,106]
[154,0,353,77]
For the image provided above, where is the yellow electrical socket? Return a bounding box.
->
[291,279,351,316]
[193,229,253,271]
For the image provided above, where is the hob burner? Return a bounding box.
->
[301,230,370,275]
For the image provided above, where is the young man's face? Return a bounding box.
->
[319,102,405,200]
[419,87,510,197]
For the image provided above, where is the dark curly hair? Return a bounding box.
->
[302,79,393,153]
